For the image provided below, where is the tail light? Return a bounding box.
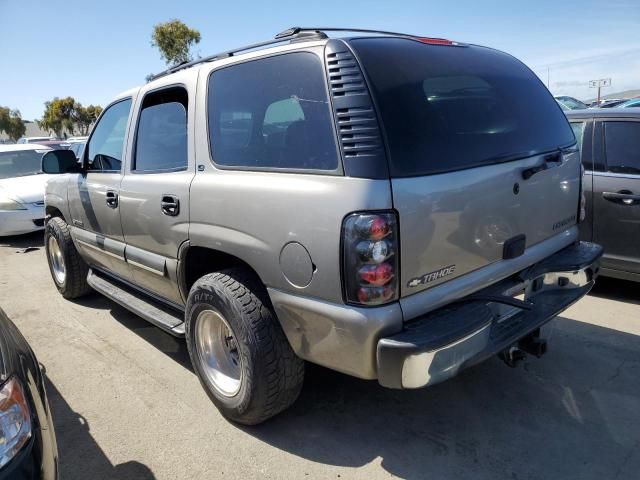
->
[342,212,399,306]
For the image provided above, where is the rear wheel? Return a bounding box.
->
[45,217,91,299]
[185,268,304,425]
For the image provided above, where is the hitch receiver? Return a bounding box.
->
[518,329,548,358]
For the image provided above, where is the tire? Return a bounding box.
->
[185,268,304,425]
[44,216,91,299]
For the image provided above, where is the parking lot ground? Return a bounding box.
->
[1,232,639,480]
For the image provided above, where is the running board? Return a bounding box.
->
[87,270,185,337]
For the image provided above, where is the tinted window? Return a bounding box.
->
[351,38,575,177]
[208,53,338,171]
[135,88,188,172]
[86,99,132,172]
[604,122,640,175]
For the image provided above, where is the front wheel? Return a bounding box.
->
[185,268,304,425]
[44,217,91,299]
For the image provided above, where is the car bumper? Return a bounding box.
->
[376,241,603,389]
[0,206,45,236]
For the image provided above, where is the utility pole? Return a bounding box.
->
[589,78,611,106]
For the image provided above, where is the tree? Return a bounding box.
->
[0,107,26,142]
[151,19,201,66]
[73,104,103,135]
[38,97,76,138]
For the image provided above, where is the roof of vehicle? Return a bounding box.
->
[0,144,52,152]
[566,108,640,118]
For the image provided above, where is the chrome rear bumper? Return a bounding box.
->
[377,241,603,389]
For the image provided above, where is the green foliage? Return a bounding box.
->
[38,97,76,138]
[0,107,26,141]
[38,98,103,138]
[151,19,201,66]
[74,104,103,135]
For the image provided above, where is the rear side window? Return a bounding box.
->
[604,122,640,175]
[208,52,339,171]
[134,87,188,172]
[350,38,575,177]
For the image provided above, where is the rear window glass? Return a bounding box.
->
[208,52,339,171]
[350,38,575,177]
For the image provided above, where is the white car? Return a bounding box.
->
[0,144,52,236]
[16,136,55,144]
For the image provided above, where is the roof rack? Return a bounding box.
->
[275,27,416,39]
[149,27,418,81]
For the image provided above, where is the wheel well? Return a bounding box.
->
[46,206,64,221]
[182,246,262,294]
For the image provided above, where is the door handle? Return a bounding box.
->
[161,195,180,216]
[602,191,640,205]
[105,190,118,209]
[522,151,562,180]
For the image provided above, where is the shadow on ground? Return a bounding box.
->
[44,376,157,480]
[0,231,44,249]
[589,275,640,306]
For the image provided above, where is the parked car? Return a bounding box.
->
[619,98,640,108]
[42,27,602,425]
[65,136,88,143]
[0,144,51,236]
[16,137,55,144]
[598,98,627,108]
[554,95,588,110]
[567,108,640,281]
[65,140,86,160]
[31,141,68,150]
[0,307,58,480]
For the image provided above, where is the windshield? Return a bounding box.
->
[556,96,588,109]
[0,150,46,179]
[351,38,575,177]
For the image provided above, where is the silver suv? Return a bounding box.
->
[41,28,603,424]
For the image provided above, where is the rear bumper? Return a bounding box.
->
[377,241,603,389]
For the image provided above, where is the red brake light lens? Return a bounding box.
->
[416,37,457,46]
[358,263,394,286]
[343,212,399,306]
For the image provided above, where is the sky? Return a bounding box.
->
[1,0,639,120]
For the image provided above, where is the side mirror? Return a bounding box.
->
[41,150,82,174]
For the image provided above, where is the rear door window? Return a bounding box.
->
[208,52,339,171]
[134,87,188,172]
[604,121,640,175]
[350,38,575,177]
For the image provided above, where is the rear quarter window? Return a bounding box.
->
[207,52,339,172]
[350,38,575,177]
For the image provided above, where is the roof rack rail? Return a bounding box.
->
[275,27,417,39]
[149,29,329,81]
[149,26,418,82]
